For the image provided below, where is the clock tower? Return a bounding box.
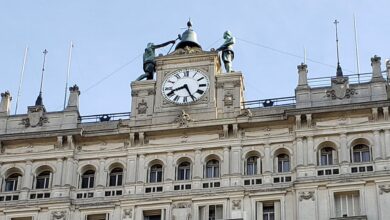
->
[130,22,244,126]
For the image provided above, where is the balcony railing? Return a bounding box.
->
[242,96,296,109]
[307,71,387,88]
[78,112,131,123]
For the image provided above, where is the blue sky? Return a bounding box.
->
[1,1,390,115]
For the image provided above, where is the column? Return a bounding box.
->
[307,136,314,165]
[385,129,390,159]
[64,157,74,186]
[296,138,304,166]
[126,155,137,184]
[263,145,271,173]
[97,158,106,187]
[22,160,32,189]
[340,133,348,163]
[53,158,63,187]
[137,154,145,183]
[256,201,263,220]
[230,146,242,175]
[165,152,174,181]
[222,147,230,176]
[373,130,382,160]
[194,149,202,178]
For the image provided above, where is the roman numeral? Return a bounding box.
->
[197,77,204,81]
[183,97,188,103]
[193,72,198,78]
[184,71,189,77]
[168,80,175,84]
[167,91,175,97]
[199,84,206,87]
[196,89,204,95]
[174,74,181,79]
[164,87,172,91]
[173,95,180,102]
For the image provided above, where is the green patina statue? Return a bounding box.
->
[136,40,176,81]
[216,31,236,73]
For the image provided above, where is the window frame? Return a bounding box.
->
[205,159,220,179]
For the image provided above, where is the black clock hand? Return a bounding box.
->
[167,85,186,96]
[183,84,196,100]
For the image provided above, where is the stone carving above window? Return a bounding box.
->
[299,191,315,201]
[51,210,66,220]
[379,184,390,194]
[232,200,241,210]
[123,208,133,219]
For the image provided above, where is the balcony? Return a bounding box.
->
[243,175,263,186]
[29,189,51,200]
[201,179,221,189]
[272,173,293,184]
[317,165,340,177]
[173,181,192,191]
[0,191,20,202]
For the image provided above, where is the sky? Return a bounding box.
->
[1,1,390,116]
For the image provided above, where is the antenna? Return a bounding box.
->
[303,46,307,64]
[353,14,361,83]
[63,41,74,109]
[334,20,343,77]
[35,49,48,106]
[15,46,28,115]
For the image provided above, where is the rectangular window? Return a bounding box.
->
[143,209,162,220]
[5,179,17,191]
[334,191,360,217]
[263,205,275,220]
[199,204,223,220]
[86,213,109,220]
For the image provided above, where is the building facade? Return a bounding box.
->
[1,26,390,220]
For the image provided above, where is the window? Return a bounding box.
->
[277,154,290,173]
[177,162,191,180]
[143,210,162,220]
[246,156,259,175]
[149,164,163,183]
[86,213,109,220]
[36,171,51,189]
[81,170,95,189]
[199,204,223,220]
[5,173,21,192]
[334,191,360,217]
[11,218,33,220]
[319,147,336,166]
[109,167,123,187]
[205,160,219,178]
[352,144,371,163]
[263,205,275,220]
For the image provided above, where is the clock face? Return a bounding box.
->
[162,69,209,105]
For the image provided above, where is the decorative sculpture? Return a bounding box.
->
[217,31,236,73]
[136,40,176,81]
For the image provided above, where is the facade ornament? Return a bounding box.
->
[216,31,235,73]
[131,91,138,97]
[174,110,193,127]
[136,39,177,81]
[237,108,252,118]
[20,106,49,128]
[379,184,390,194]
[171,46,202,55]
[147,89,156,95]
[326,77,357,100]
[232,200,241,210]
[69,84,80,95]
[299,191,315,201]
[123,208,133,219]
[51,210,66,220]
[137,99,148,114]
[224,94,234,106]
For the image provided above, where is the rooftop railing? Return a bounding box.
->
[242,96,296,109]
[78,112,131,123]
[307,71,387,88]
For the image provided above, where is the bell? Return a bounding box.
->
[175,21,202,50]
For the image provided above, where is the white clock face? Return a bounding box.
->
[162,69,209,105]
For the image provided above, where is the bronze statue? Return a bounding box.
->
[136,40,176,81]
[216,31,235,73]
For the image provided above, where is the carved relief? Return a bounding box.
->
[20,106,49,128]
[237,109,252,118]
[170,46,202,55]
[131,91,138,97]
[51,210,66,220]
[123,208,133,219]
[224,93,234,106]
[299,191,315,201]
[174,110,194,127]
[137,99,148,114]
[379,184,390,194]
[326,77,357,99]
[232,200,241,210]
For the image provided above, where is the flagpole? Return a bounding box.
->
[15,46,28,115]
[63,41,74,109]
[353,14,361,83]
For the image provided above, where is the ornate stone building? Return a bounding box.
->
[1,25,390,220]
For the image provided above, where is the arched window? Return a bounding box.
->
[205,159,219,178]
[109,167,123,187]
[177,162,191,181]
[4,173,21,192]
[352,144,371,163]
[246,156,259,175]
[36,171,51,189]
[319,147,337,166]
[149,164,163,183]
[81,170,95,189]
[277,154,290,173]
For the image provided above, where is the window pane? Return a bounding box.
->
[362,151,370,162]
[81,177,89,188]
[353,152,361,163]
[36,178,45,189]
[117,174,123,186]
[89,177,94,188]
[185,168,191,180]
[157,171,162,182]
[5,180,15,191]
[214,167,219,178]
[109,175,116,186]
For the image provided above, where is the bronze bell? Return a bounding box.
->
[175,21,202,50]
